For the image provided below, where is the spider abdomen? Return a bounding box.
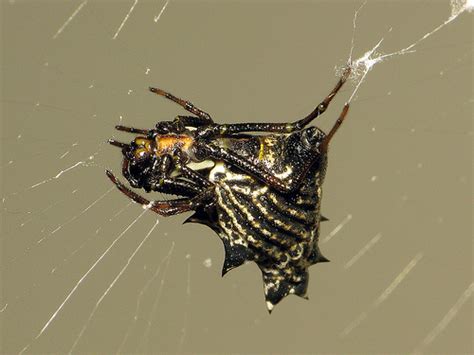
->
[209,136,329,311]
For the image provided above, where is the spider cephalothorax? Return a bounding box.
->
[107,67,351,312]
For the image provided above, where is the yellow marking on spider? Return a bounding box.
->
[258,139,265,161]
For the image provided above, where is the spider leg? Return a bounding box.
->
[201,143,290,193]
[178,162,214,188]
[106,170,213,216]
[200,103,350,194]
[154,115,213,134]
[115,125,150,135]
[114,118,207,136]
[198,66,351,138]
[174,115,212,127]
[149,177,203,197]
[147,153,213,195]
[321,103,350,152]
[293,66,351,130]
[108,139,129,149]
[149,87,213,123]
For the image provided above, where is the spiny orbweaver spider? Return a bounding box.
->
[107,67,351,312]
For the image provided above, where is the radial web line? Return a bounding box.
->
[178,254,191,352]
[138,241,175,352]
[154,0,170,22]
[340,252,423,337]
[69,218,160,353]
[52,0,88,39]
[116,241,175,354]
[46,186,114,238]
[345,0,473,103]
[321,214,353,243]
[34,209,147,339]
[113,0,139,40]
[413,282,474,354]
[344,232,382,269]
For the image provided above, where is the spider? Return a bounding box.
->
[107,67,351,312]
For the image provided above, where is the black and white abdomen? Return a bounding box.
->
[208,143,328,310]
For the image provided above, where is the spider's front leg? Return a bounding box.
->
[112,116,209,137]
[149,87,214,123]
[154,115,215,134]
[106,169,215,216]
[143,154,205,197]
[107,150,217,216]
[149,87,216,134]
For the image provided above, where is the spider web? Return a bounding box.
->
[1,1,472,354]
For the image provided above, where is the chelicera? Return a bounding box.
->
[107,67,351,312]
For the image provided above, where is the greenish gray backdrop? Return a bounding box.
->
[1,1,472,354]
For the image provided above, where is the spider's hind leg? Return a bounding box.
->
[292,66,351,131]
[320,103,350,152]
[199,101,348,194]
[198,66,352,138]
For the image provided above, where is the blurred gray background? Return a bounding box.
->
[1,1,472,354]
